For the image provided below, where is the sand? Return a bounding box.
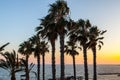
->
[86,75,120,80]
[97,75,120,80]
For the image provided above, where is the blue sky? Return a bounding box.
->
[0,0,120,64]
[0,0,54,51]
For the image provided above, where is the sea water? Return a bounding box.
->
[0,64,120,80]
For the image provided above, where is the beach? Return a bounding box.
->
[0,74,120,80]
[97,75,120,80]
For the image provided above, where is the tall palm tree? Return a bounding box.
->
[29,35,41,80]
[64,40,79,80]
[69,19,91,80]
[36,14,58,80]
[40,41,49,80]
[0,42,9,52]
[88,26,107,80]
[49,1,69,79]
[18,41,33,80]
[0,50,20,80]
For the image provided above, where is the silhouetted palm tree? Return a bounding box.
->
[64,40,79,80]
[36,14,58,80]
[40,41,49,80]
[29,35,41,80]
[20,58,35,79]
[69,19,91,80]
[0,50,20,80]
[18,41,33,80]
[49,1,69,79]
[0,42,9,51]
[88,26,107,80]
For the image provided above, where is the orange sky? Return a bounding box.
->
[1,44,120,65]
[28,49,120,64]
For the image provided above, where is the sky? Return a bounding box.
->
[0,0,120,64]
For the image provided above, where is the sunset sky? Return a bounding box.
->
[0,0,120,64]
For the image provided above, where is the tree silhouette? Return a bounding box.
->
[18,41,33,80]
[88,26,107,80]
[69,19,91,80]
[36,14,58,80]
[0,50,21,80]
[48,1,69,79]
[65,40,79,80]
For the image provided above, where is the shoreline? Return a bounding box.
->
[0,74,120,80]
[98,73,120,75]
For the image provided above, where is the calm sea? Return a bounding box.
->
[0,64,120,80]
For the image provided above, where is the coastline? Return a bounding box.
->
[0,74,120,80]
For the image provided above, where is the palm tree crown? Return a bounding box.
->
[0,50,20,80]
[65,41,79,57]
[88,26,107,50]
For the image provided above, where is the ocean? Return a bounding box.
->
[0,64,120,80]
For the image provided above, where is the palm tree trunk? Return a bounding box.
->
[60,34,65,80]
[51,41,56,80]
[73,56,76,80]
[92,47,97,80]
[11,69,16,80]
[37,55,40,80]
[83,45,88,80]
[26,55,29,80]
[42,54,45,80]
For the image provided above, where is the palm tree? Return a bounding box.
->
[48,1,69,79]
[69,19,91,80]
[0,42,9,51]
[36,14,58,80]
[40,41,49,80]
[29,35,41,80]
[0,50,20,80]
[88,26,107,80]
[18,41,33,80]
[64,40,79,80]
[20,58,35,79]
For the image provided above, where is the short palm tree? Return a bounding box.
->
[64,40,79,80]
[29,35,41,80]
[40,41,49,80]
[0,50,20,80]
[88,26,107,80]
[48,1,69,79]
[18,41,33,80]
[20,58,35,79]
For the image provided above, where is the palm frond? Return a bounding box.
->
[29,63,35,72]
[78,47,82,50]
[99,41,104,45]
[35,26,43,32]
[101,30,107,35]
[98,45,102,50]
[0,42,10,51]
